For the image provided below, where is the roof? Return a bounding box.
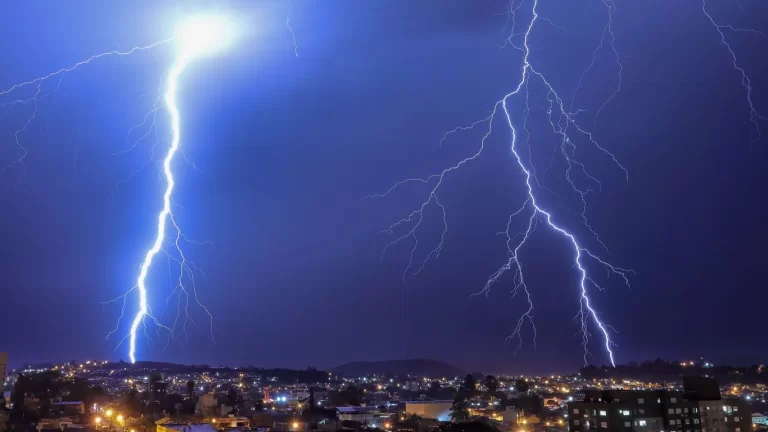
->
[162,424,218,432]
[404,401,452,405]
[336,406,377,413]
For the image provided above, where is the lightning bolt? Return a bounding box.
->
[0,40,170,181]
[2,14,232,363]
[128,53,192,364]
[374,0,637,366]
[286,2,300,57]
[701,0,766,145]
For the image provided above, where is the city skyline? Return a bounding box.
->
[1,0,767,374]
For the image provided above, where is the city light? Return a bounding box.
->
[105,410,113,418]
[95,418,102,425]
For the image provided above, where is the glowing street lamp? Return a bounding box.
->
[105,410,113,418]
[95,417,102,425]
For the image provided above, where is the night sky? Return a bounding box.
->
[1,0,766,375]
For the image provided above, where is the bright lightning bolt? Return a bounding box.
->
[1,14,234,364]
[374,0,639,366]
[127,14,233,363]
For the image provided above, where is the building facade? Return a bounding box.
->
[404,401,452,421]
[0,352,7,390]
[568,386,750,432]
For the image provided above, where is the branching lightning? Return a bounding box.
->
[374,0,641,366]
[376,0,765,366]
[701,0,767,145]
[2,14,234,363]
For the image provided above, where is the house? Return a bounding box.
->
[336,407,379,424]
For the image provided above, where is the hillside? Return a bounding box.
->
[332,359,465,378]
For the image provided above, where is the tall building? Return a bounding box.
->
[0,352,7,389]
[567,378,750,432]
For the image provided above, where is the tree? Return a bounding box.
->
[461,375,476,397]
[122,388,143,417]
[11,375,28,412]
[328,386,364,407]
[513,379,529,393]
[484,376,498,398]
[427,381,441,398]
[187,380,195,398]
[450,395,469,422]
[450,375,476,422]
[227,388,239,406]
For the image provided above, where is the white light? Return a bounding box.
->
[175,15,234,58]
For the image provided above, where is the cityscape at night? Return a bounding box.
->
[1,1,767,432]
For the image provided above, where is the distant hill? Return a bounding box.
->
[332,359,465,378]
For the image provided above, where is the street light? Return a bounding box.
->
[117,415,124,423]
[105,410,113,418]
[95,417,102,425]
[292,422,299,429]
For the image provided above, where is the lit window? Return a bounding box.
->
[639,420,647,426]
[574,420,580,426]
[638,398,644,404]
[694,419,700,424]
[686,419,690,424]
[622,410,630,416]
[671,398,677,403]
[694,408,698,413]
[600,410,607,417]
[640,409,645,414]
[736,429,740,432]
[658,398,662,403]
[734,417,739,422]
[573,409,579,415]
[625,422,631,427]
[669,409,675,414]
[734,406,739,412]
[601,422,608,428]
[684,408,689,413]
[676,408,682,414]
